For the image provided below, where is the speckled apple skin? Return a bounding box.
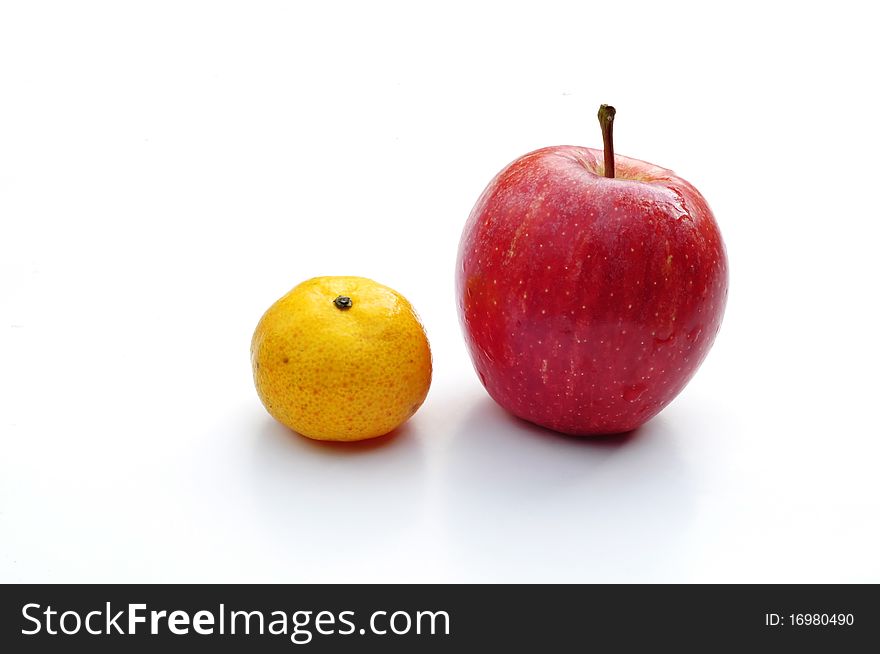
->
[456,146,728,435]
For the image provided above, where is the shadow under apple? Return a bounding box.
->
[439,396,697,582]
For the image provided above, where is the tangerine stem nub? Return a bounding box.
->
[334,295,353,310]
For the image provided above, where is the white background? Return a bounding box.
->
[2,1,879,583]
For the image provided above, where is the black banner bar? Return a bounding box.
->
[1,584,876,651]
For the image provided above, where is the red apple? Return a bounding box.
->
[456,106,728,435]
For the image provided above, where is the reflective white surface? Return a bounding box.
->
[2,0,878,582]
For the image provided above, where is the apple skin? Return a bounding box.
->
[456,146,728,435]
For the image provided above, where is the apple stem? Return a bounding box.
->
[598,104,616,178]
